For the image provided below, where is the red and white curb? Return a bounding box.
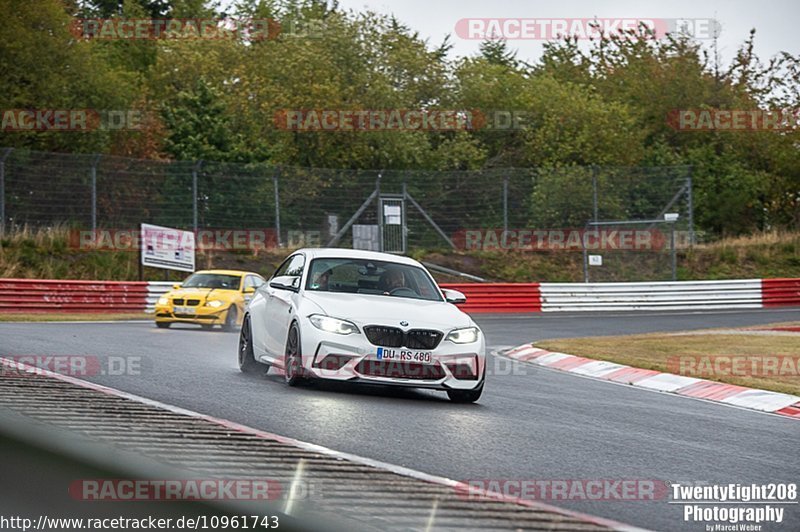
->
[502,344,800,420]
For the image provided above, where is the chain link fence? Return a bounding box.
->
[0,148,694,280]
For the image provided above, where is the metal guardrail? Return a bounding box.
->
[0,278,149,313]
[539,279,765,312]
[762,278,800,307]
[2,278,798,314]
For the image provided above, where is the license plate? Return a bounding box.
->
[376,348,433,364]
[174,306,194,315]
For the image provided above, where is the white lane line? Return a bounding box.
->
[0,356,647,532]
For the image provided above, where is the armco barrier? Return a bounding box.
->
[145,282,542,313]
[0,279,149,313]
[1,278,797,314]
[440,283,542,313]
[762,278,800,307]
[539,279,764,312]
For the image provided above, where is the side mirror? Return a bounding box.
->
[172,283,182,290]
[269,275,300,292]
[442,288,467,304]
[243,286,256,294]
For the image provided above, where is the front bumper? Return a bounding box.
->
[154,304,229,325]
[300,326,486,391]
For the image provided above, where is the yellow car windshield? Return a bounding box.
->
[182,273,241,290]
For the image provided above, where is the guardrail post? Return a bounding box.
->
[0,148,12,236]
[273,167,282,247]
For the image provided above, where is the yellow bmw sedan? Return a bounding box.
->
[154,270,266,331]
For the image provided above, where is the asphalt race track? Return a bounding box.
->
[2,308,799,531]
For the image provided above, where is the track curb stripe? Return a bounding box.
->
[503,344,800,419]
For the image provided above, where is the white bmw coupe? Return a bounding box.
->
[238,248,486,402]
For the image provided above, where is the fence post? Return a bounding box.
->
[0,148,12,236]
[402,182,408,253]
[582,221,590,283]
[376,172,383,252]
[591,166,599,222]
[273,167,282,247]
[90,154,101,231]
[503,176,509,235]
[686,172,695,246]
[192,160,203,234]
[670,222,677,281]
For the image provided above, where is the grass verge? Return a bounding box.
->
[536,323,800,396]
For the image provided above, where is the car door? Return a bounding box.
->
[250,262,291,361]
[265,254,306,359]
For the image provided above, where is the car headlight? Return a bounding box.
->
[157,296,168,306]
[206,300,224,308]
[308,314,359,335]
[446,327,479,344]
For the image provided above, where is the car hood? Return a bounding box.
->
[302,292,472,329]
[167,288,237,301]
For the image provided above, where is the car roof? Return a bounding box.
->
[292,248,422,267]
[192,269,263,277]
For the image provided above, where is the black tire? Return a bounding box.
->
[284,322,305,387]
[156,322,170,329]
[238,314,261,373]
[201,324,214,331]
[223,305,238,332]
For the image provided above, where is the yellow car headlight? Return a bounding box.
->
[206,300,224,308]
[157,296,169,306]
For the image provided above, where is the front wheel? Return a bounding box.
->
[155,322,170,329]
[238,315,261,373]
[223,306,238,332]
[284,322,305,387]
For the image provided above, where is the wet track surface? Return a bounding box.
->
[2,308,799,531]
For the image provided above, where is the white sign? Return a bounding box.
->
[384,205,402,225]
[353,224,380,251]
[140,223,195,272]
[589,254,603,266]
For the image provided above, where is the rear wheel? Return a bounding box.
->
[155,322,170,329]
[201,324,213,331]
[238,315,261,373]
[284,322,305,387]
[223,306,238,332]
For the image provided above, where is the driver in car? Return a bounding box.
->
[380,268,406,294]
[311,268,333,291]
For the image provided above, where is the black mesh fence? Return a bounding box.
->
[0,148,694,271]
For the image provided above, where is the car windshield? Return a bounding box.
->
[181,273,241,290]
[306,258,442,302]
